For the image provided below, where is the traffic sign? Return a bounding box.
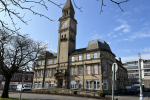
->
[112,63,118,72]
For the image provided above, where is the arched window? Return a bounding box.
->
[62,35,63,38]
[64,34,66,38]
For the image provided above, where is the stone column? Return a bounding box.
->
[99,63,103,91]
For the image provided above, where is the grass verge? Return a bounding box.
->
[0,96,30,100]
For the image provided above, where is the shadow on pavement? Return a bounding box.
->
[114,92,150,97]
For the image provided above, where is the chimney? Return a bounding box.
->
[119,57,121,62]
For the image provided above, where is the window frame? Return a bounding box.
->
[94,80,100,90]
[78,67,82,75]
[53,60,55,64]
[103,80,108,90]
[86,66,91,75]
[71,57,74,62]
[86,80,92,89]
[49,81,54,88]
[70,80,76,89]
[38,82,41,88]
[78,55,82,61]
[41,61,43,65]
[93,53,97,59]
[28,76,31,81]
[46,70,49,77]
[52,69,55,77]
[94,65,98,74]
[34,82,37,88]
[86,54,90,59]
[47,60,50,65]
[71,68,74,76]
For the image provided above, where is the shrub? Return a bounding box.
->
[73,91,77,94]
[99,92,105,97]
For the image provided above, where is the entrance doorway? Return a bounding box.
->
[58,79,63,88]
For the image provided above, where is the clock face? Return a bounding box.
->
[61,22,67,28]
[71,23,75,29]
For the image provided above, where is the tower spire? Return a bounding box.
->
[63,0,74,12]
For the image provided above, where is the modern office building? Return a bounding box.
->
[123,60,150,88]
[33,0,128,94]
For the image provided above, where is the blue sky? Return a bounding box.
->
[1,0,150,63]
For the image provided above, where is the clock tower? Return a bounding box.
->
[57,0,77,63]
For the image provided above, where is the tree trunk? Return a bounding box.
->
[1,77,11,98]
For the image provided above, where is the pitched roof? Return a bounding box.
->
[86,40,112,52]
[63,0,74,12]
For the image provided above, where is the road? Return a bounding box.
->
[0,90,150,100]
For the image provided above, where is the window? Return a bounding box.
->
[28,76,31,81]
[71,68,74,76]
[103,80,108,90]
[94,80,100,90]
[70,80,76,89]
[34,82,37,88]
[37,62,39,65]
[40,70,42,78]
[86,80,92,89]
[38,82,41,88]
[94,65,98,74]
[62,35,63,38]
[0,76,1,80]
[45,82,48,88]
[87,54,90,59]
[41,61,44,65]
[52,69,55,77]
[93,53,97,59]
[47,60,50,65]
[87,66,91,75]
[64,34,66,38]
[53,60,55,64]
[49,81,54,88]
[78,67,82,75]
[46,70,49,77]
[36,71,38,78]
[15,75,18,80]
[78,80,82,89]
[78,55,82,61]
[71,57,74,61]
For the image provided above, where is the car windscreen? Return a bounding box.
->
[125,86,132,89]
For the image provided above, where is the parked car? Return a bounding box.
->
[16,84,31,91]
[125,85,137,94]
[144,88,148,92]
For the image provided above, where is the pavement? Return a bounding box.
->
[0,90,150,100]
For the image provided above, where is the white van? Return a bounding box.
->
[16,84,31,91]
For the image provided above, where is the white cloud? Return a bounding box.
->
[142,47,150,52]
[107,32,114,37]
[123,28,130,33]
[119,53,150,63]
[113,35,117,38]
[144,22,150,26]
[114,19,131,33]
[114,25,126,31]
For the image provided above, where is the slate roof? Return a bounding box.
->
[87,40,112,52]
[63,0,75,12]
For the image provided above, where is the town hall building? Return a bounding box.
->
[33,0,128,93]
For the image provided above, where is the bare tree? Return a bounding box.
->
[0,0,129,35]
[0,29,46,98]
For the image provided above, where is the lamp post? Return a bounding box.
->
[138,53,143,100]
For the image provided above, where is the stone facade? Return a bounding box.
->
[32,0,128,93]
